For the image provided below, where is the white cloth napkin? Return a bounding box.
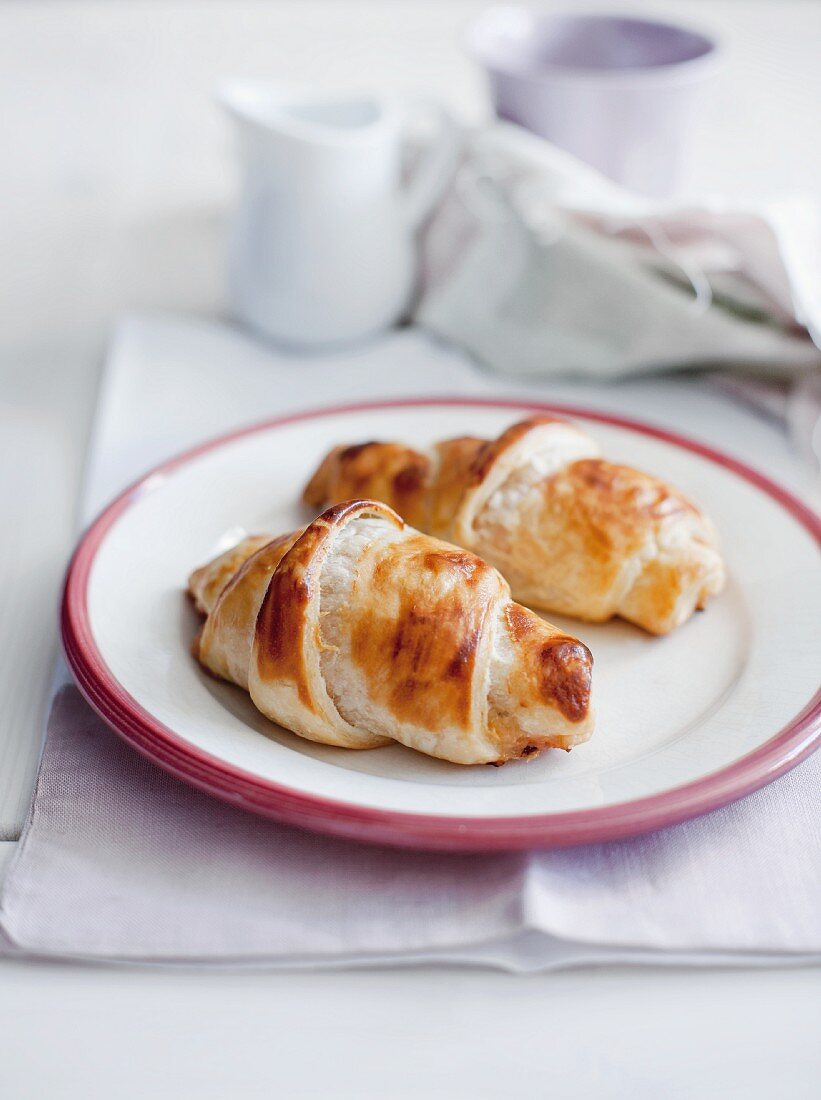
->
[1,314,819,968]
[415,124,821,380]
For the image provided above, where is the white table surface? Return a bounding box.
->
[1,2,819,1096]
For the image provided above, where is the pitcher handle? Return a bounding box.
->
[401,102,461,229]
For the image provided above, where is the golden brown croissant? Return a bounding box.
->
[303,417,725,635]
[187,499,594,765]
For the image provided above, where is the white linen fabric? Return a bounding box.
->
[415,124,821,379]
[0,314,818,968]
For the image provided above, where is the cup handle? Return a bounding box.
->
[401,102,461,229]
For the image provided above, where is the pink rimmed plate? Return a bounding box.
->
[61,398,821,850]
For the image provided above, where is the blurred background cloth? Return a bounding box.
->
[413,123,821,480]
[416,124,821,378]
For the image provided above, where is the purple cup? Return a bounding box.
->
[467,8,721,195]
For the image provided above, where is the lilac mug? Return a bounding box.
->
[467,8,721,195]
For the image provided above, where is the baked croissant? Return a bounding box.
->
[303,417,725,635]
[187,499,594,765]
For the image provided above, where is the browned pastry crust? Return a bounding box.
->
[188,534,273,616]
[187,500,595,765]
[302,417,726,635]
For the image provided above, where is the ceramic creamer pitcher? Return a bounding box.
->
[219,83,458,348]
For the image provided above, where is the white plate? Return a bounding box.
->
[62,399,821,849]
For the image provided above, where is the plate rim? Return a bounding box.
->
[61,396,821,851]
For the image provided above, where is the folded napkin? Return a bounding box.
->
[415,123,821,380]
[1,315,819,968]
[2,681,818,967]
[414,123,821,486]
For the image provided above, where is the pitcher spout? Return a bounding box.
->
[217,81,390,149]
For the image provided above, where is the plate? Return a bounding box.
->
[61,398,821,850]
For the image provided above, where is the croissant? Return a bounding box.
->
[303,417,726,635]
[187,499,594,765]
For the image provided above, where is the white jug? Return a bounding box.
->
[219,83,458,349]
